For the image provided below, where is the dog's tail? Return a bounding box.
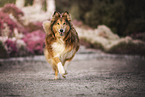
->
[43,21,51,34]
[57,62,65,75]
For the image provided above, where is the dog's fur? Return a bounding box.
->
[43,11,79,79]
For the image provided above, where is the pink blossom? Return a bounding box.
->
[23,30,45,54]
[0,11,17,36]
[4,39,18,57]
[1,3,24,18]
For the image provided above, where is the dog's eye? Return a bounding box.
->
[63,23,65,25]
[57,23,59,25]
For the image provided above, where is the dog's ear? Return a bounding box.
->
[51,11,60,22]
[62,11,71,21]
[43,21,51,34]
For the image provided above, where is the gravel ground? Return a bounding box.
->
[0,46,145,97]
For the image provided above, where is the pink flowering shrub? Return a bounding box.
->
[0,4,27,35]
[23,30,45,54]
[4,39,18,57]
[0,36,28,58]
[1,4,24,19]
[0,4,45,58]
[0,11,17,36]
[25,22,43,33]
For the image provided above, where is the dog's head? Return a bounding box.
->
[50,11,71,37]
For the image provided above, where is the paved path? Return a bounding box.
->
[0,46,145,97]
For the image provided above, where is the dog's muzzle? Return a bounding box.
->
[59,29,64,36]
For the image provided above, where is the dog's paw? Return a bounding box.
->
[57,62,65,75]
[54,76,58,80]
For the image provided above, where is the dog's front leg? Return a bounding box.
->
[52,57,65,79]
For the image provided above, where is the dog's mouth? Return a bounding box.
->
[59,29,65,36]
[59,32,64,36]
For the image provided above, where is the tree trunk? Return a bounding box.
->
[46,0,56,15]
[33,0,44,11]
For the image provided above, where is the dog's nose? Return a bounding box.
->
[60,29,63,32]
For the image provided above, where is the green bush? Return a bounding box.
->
[0,0,15,7]
[56,0,145,36]
[0,41,8,58]
[107,41,145,56]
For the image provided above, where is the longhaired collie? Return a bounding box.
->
[43,11,79,79]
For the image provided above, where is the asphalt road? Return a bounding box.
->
[0,46,145,97]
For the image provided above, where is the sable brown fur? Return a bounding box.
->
[43,11,79,79]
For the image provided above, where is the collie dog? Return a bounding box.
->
[43,11,79,79]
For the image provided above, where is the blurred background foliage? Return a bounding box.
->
[56,0,145,36]
[0,0,145,36]
[0,0,33,7]
[0,0,15,6]
[0,0,145,57]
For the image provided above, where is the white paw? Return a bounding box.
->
[57,62,65,75]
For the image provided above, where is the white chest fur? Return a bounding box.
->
[52,38,65,57]
[52,38,75,62]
